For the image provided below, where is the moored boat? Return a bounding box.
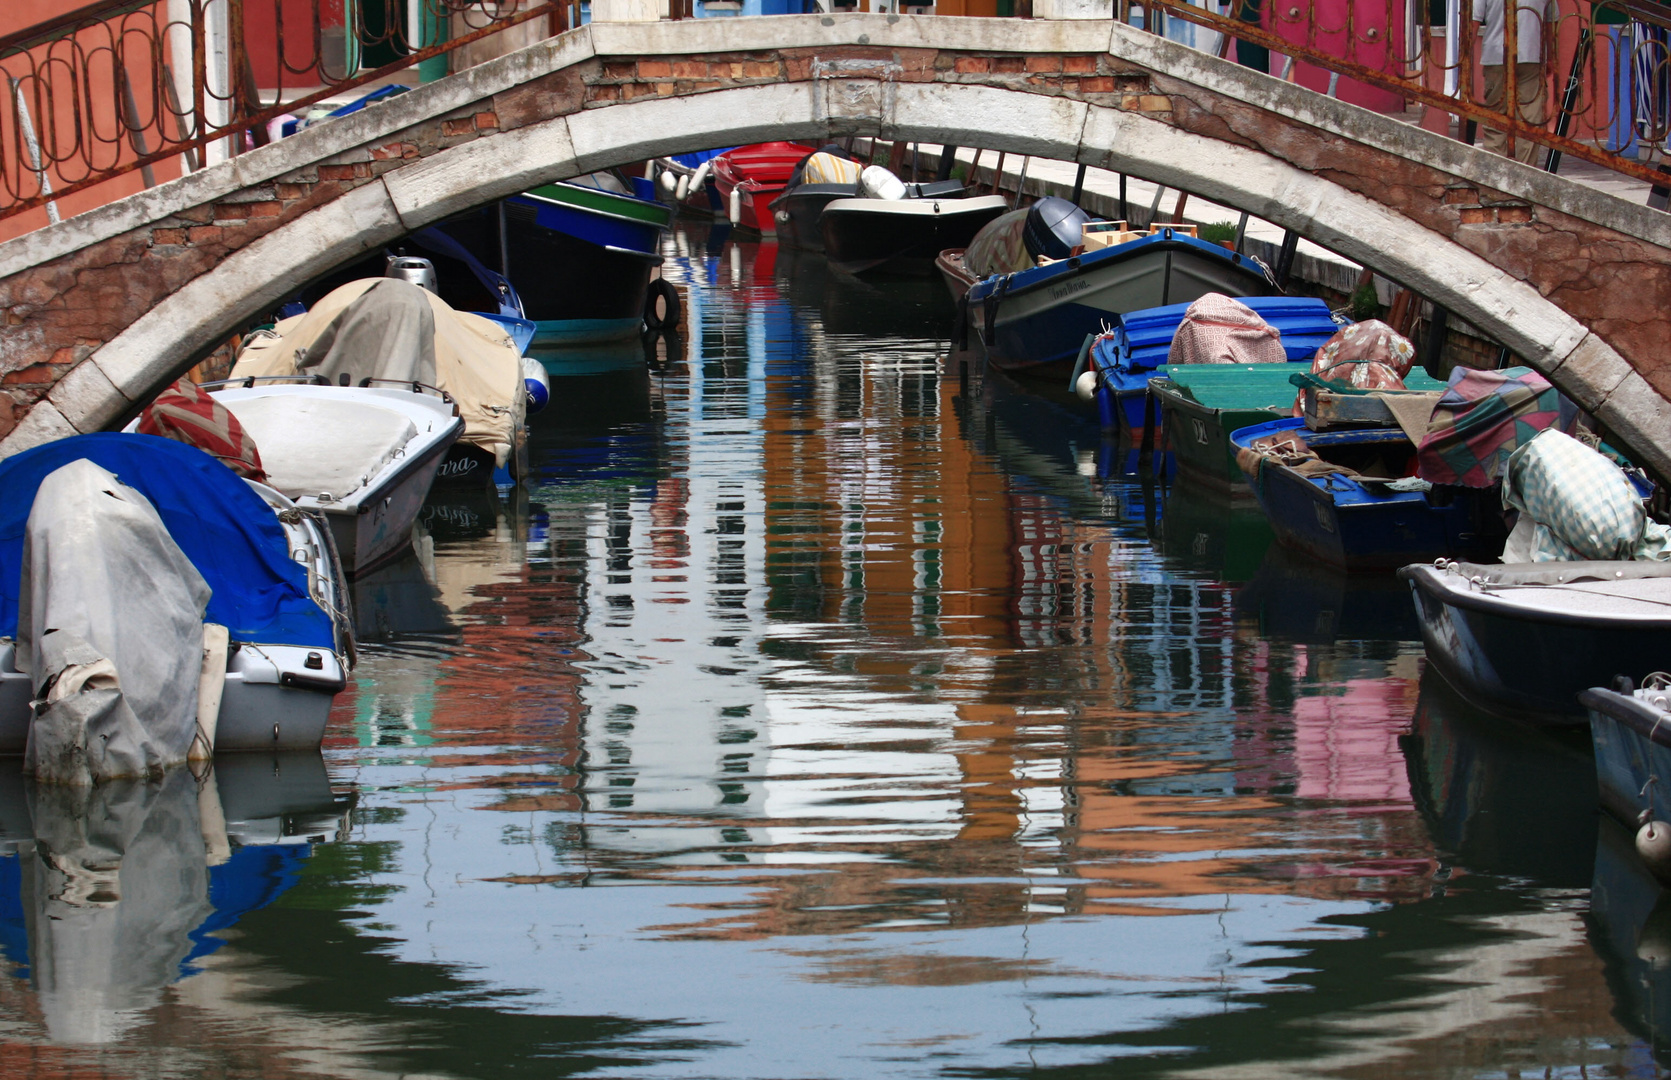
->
[1233,415,1503,568]
[821,188,1008,276]
[1584,679,1671,833]
[1402,560,1671,723]
[771,150,969,256]
[1082,294,1340,437]
[0,433,353,766]
[433,174,673,347]
[945,200,1276,378]
[710,141,817,234]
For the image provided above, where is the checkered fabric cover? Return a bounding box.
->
[1503,428,1670,561]
[1417,365,1560,487]
[137,378,267,482]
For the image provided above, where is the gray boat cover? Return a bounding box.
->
[234,278,523,466]
[1446,559,1671,586]
[18,459,211,785]
[27,769,212,1043]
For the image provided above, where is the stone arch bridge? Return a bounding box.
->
[2,15,1669,471]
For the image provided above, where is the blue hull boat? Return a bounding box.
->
[1078,295,1340,434]
[1232,417,1508,570]
[949,228,1275,379]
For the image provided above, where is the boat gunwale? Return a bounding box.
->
[1582,687,1671,749]
[1398,562,1671,630]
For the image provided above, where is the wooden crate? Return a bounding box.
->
[1081,220,1144,250]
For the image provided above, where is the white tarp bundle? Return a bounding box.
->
[234,278,523,466]
[18,459,210,785]
[219,395,417,501]
[27,769,213,1043]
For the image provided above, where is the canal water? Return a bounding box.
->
[2,222,1666,1078]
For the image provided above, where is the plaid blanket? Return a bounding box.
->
[138,378,267,482]
[1503,428,1669,561]
[1417,366,1560,487]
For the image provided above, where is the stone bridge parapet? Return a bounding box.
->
[1,15,1668,473]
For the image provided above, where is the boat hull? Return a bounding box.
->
[324,419,455,575]
[1401,563,1671,723]
[821,196,1009,276]
[966,234,1273,379]
[770,184,854,252]
[1585,687,1671,825]
[1155,387,1274,494]
[712,142,815,235]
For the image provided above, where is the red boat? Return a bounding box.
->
[711,142,816,235]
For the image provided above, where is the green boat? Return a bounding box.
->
[1152,365,1447,492]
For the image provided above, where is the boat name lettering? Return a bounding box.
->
[1046,278,1090,301]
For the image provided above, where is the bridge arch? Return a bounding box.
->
[2,16,1667,471]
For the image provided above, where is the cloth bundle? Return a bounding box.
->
[1293,319,1414,414]
[138,378,266,482]
[1165,293,1287,367]
[1502,428,1670,562]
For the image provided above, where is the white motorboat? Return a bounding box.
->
[203,381,462,574]
[0,434,354,775]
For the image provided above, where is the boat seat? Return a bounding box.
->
[220,396,417,501]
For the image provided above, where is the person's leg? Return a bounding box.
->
[1480,63,1509,155]
[1510,63,1549,163]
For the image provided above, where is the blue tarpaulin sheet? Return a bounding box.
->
[0,434,332,648]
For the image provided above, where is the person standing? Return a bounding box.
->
[1474,0,1554,163]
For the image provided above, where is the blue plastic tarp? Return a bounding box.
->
[0,434,333,649]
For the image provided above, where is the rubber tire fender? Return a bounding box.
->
[644,277,682,331]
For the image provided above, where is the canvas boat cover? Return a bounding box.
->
[0,434,332,651]
[1502,428,1671,561]
[1166,293,1287,366]
[217,395,418,502]
[798,151,863,186]
[138,379,266,482]
[1416,365,1562,487]
[17,458,211,784]
[1293,319,1415,414]
[963,207,1032,279]
[234,278,522,467]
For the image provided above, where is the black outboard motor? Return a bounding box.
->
[1022,196,1089,262]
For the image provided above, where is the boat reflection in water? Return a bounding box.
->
[1236,541,1421,644]
[1403,669,1597,887]
[1160,475,1274,583]
[0,755,350,1044]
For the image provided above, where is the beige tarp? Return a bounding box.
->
[233,279,523,467]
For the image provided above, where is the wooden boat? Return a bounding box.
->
[821,193,1008,276]
[710,141,817,234]
[1152,366,1321,493]
[949,222,1277,379]
[1081,295,1339,436]
[1232,415,1506,569]
[0,434,353,759]
[1399,559,1671,723]
[433,175,671,347]
[207,381,462,574]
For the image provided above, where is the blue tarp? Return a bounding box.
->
[0,434,333,649]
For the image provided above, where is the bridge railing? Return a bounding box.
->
[1138,0,1671,189]
[0,0,575,224]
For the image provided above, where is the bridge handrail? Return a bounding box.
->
[1139,0,1671,188]
[1,0,576,223]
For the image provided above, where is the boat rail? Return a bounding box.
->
[356,377,457,412]
[200,374,331,389]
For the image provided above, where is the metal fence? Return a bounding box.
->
[1,0,572,222]
[1139,0,1671,186]
[4,0,1670,226]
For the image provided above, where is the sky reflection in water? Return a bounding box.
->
[0,224,1658,1080]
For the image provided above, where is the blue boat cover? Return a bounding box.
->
[0,434,333,648]
[670,147,736,169]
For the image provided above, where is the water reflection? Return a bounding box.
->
[0,755,348,1048]
[6,223,1663,1076]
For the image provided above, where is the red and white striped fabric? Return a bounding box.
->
[138,378,267,482]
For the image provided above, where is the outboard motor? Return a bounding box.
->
[1023,196,1090,262]
[522,356,551,415]
[385,255,438,294]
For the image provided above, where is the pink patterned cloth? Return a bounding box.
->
[1166,293,1287,366]
[1293,319,1416,414]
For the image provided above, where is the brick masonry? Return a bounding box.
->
[1,25,1667,459]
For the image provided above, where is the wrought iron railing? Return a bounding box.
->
[0,0,576,223]
[1137,0,1671,189]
